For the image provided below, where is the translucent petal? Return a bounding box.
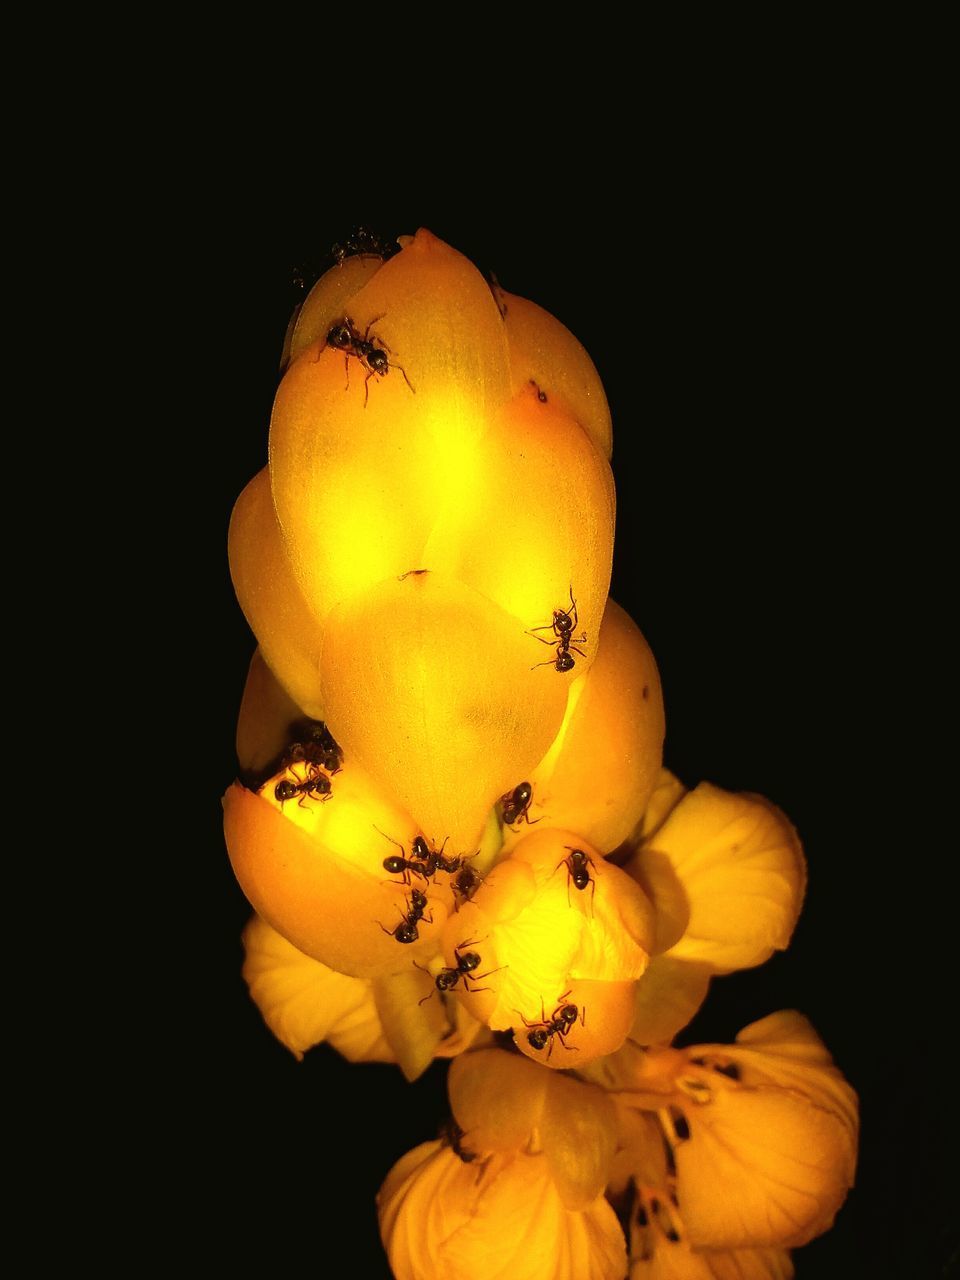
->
[269,230,511,627]
[448,1048,548,1154]
[223,777,451,978]
[499,285,613,459]
[228,468,324,717]
[540,1072,618,1208]
[503,599,665,855]
[372,965,450,1082]
[630,957,713,1046]
[286,254,386,367]
[675,1078,857,1249]
[241,914,393,1062]
[320,575,569,852]
[234,648,305,777]
[437,384,614,659]
[636,784,807,973]
[635,771,688,842]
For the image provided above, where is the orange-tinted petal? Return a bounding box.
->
[285,254,387,368]
[241,913,394,1062]
[629,956,713,1046]
[228,468,324,717]
[539,1071,618,1209]
[223,774,451,978]
[502,599,665,855]
[234,648,304,777]
[499,285,613,459]
[448,1048,548,1154]
[320,574,569,851]
[378,1143,628,1280]
[629,1238,793,1279]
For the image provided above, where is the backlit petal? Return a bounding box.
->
[241,914,393,1062]
[448,1048,548,1154]
[630,956,713,1046]
[629,784,806,973]
[630,1239,793,1279]
[540,1072,619,1208]
[502,599,665,855]
[372,965,450,1082]
[234,648,305,778]
[228,468,324,718]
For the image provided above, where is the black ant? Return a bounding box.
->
[378,829,469,883]
[274,767,333,808]
[519,992,585,1059]
[319,314,415,407]
[452,864,482,901]
[440,1119,479,1164]
[529,378,548,403]
[377,888,432,945]
[282,718,343,774]
[499,781,540,828]
[415,938,505,1005]
[528,588,588,673]
[556,847,596,909]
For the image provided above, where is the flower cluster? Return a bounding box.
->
[224,229,858,1278]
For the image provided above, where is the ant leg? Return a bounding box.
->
[363,369,374,409]
[532,656,563,670]
[343,354,351,391]
[468,965,506,983]
[392,361,415,394]
[527,631,560,646]
[569,645,588,659]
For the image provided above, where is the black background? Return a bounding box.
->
[137,183,946,1278]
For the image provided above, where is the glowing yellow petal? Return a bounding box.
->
[607,1106,669,1194]
[440,383,614,656]
[675,1079,857,1249]
[269,230,511,627]
[286,254,387,366]
[320,574,569,851]
[632,784,806,973]
[223,772,452,978]
[241,914,393,1062]
[228,468,324,717]
[234,648,304,778]
[378,1143,628,1280]
[448,1048,548,1154]
[499,285,613,459]
[372,966,450,1082]
[540,1072,618,1209]
[630,957,713,1046]
[503,599,665,855]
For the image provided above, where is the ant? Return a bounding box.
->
[528,588,588,673]
[556,846,596,909]
[440,1119,478,1164]
[320,314,415,407]
[274,767,332,808]
[519,992,585,1059]
[529,378,548,403]
[282,718,343,774]
[378,888,432,945]
[415,938,505,1005]
[452,864,482,901]
[499,781,540,828]
[378,829,469,883]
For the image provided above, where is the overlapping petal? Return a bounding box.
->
[241,913,394,1062]
[624,784,806,973]
[501,598,665,855]
[377,1141,627,1280]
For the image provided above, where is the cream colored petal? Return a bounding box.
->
[638,784,806,973]
[630,957,713,1046]
[241,914,393,1062]
[607,1105,669,1194]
